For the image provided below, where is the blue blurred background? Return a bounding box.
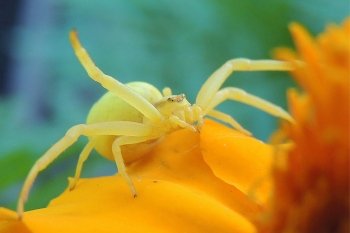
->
[0,0,348,211]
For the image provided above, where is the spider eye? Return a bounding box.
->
[167,94,185,103]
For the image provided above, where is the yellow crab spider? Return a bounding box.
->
[16,30,294,219]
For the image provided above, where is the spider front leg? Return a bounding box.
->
[169,115,197,132]
[70,31,162,123]
[196,59,293,111]
[206,109,251,135]
[17,121,153,219]
[204,87,294,123]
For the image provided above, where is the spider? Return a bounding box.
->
[16,30,294,219]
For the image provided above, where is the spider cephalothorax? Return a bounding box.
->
[153,93,203,132]
[17,30,294,219]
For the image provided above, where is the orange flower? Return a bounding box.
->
[259,19,350,232]
[0,120,277,233]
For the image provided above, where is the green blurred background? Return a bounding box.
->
[0,0,348,211]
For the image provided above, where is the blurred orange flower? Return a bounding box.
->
[259,19,350,232]
[0,120,276,233]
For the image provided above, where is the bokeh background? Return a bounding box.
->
[0,0,348,211]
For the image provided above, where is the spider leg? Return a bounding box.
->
[162,87,172,96]
[169,115,197,132]
[17,121,153,219]
[112,135,161,197]
[69,139,96,190]
[207,109,251,135]
[69,31,162,122]
[196,59,293,110]
[205,87,294,123]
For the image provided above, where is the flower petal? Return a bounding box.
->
[1,176,255,233]
[0,208,32,233]
[258,19,350,232]
[0,121,263,233]
[128,123,262,219]
[200,120,274,204]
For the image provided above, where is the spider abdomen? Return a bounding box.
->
[86,82,162,162]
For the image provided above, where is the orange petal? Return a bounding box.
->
[0,208,32,233]
[128,124,262,219]
[1,176,256,233]
[289,22,319,68]
[200,120,274,204]
[0,121,262,232]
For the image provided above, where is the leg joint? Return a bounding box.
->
[66,124,86,140]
